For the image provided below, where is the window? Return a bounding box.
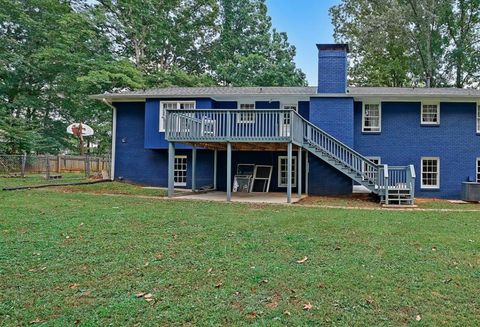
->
[477,103,480,133]
[421,157,440,189]
[477,158,480,183]
[362,103,381,132]
[159,101,195,132]
[421,103,440,125]
[363,157,381,181]
[278,156,297,187]
[237,103,255,123]
[174,155,187,186]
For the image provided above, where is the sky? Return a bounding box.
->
[265,0,341,85]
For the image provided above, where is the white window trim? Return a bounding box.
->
[174,155,187,187]
[159,101,196,132]
[278,156,297,187]
[421,157,440,189]
[421,101,440,125]
[237,102,256,123]
[476,157,480,183]
[476,101,480,133]
[362,102,381,133]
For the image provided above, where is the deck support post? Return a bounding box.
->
[287,142,292,203]
[305,150,309,195]
[213,149,217,190]
[192,146,197,192]
[226,142,232,201]
[168,142,175,197]
[298,147,302,198]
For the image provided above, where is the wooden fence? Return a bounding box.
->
[0,154,110,176]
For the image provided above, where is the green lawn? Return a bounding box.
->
[1,187,479,326]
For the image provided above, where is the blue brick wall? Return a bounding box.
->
[114,102,214,188]
[354,101,480,199]
[298,101,309,120]
[308,155,353,195]
[309,97,354,147]
[317,49,347,93]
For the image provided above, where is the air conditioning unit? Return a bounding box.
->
[461,182,480,202]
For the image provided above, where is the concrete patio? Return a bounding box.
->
[174,191,306,204]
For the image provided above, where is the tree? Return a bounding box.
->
[0,0,143,154]
[330,0,480,88]
[211,0,306,86]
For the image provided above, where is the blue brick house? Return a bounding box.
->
[92,44,480,204]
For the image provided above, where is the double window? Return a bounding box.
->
[159,101,195,132]
[477,158,480,183]
[421,102,440,125]
[477,103,480,133]
[278,156,296,187]
[363,157,381,181]
[174,155,187,186]
[238,103,255,123]
[362,103,381,132]
[421,157,440,189]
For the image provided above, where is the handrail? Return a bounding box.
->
[165,108,415,201]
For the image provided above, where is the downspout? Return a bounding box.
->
[102,98,116,181]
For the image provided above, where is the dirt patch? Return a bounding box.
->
[298,193,380,208]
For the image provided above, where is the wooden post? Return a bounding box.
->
[226,143,232,201]
[21,153,26,178]
[168,142,175,197]
[213,149,217,190]
[192,146,197,192]
[298,147,302,197]
[85,154,90,178]
[305,151,309,195]
[57,155,61,173]
[287,142,292,203]
[45,155,51,180]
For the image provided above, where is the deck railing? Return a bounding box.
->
[165,109,415,197]
[166,109,294,142]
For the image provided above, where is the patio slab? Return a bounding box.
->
[175,191,305,204]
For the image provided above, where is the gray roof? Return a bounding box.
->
[91,86,480,99]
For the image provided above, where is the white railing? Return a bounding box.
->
[166,108,415,198]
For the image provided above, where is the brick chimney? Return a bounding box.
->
[316,44,349,93]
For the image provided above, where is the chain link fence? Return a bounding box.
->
[0,154,111,188]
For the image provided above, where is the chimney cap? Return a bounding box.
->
[316,43,349,53]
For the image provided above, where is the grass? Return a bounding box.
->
[0,173,89,189]
[1,183,479,326]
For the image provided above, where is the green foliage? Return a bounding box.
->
[330,0,480,87]
[0,0,306,154]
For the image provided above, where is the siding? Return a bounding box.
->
[354,101,480,198]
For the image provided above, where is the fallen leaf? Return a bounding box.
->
[65,235,70,239]
[432,247,437,251]
[145,298,154,302]
[135,292,146,298]
[215,282,223,288]
[303,302,313,310]
[246,311,257,320]
[261,279,268,284]
[69,283,80,289]
[40,267,47,271]
[207,268,213,273]
[29,318,43,324]
[74,319,81,325]
[144,261,149,267]
[415,314,421,321]
[143,293,153,299]
[443,278,453,284]
[296,256,308,264]
[318,283,326,289]
[154,254,163,260]
[283,310,291,316]
[79,223,84,227]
